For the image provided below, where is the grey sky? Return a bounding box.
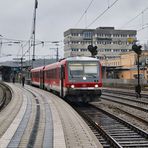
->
[0,0,148,61]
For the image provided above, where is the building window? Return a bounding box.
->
[80,49,88,52]
[71,33,79,36]
[104,49,111,52]
[71,48,79,52]
[83,32,92,39]
[129,34,135,37]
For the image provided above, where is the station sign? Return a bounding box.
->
[127,38,135,44]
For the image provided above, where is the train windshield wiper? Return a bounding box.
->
[86,74,97,78]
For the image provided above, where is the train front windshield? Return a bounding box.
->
[68,62,99,81]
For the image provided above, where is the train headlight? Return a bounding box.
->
[83,76,86,80]
[95,84,98,88]
[71,85,75,88]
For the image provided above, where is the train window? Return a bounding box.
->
[84,64,98,74]
[40,71,43,78]
[46,70,50,79]
[55,69,57,79]
[51,70,53,78]
[46,67,64,79]
[57,67,60,79]
[53,69,55,79]
[59,68,61,78]
[69,64,83,76]
[69,62,98,78]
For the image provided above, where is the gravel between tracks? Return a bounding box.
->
[92,100,148,132]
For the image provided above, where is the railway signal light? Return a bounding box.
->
[88,45,93,52]
[132,44,142,98]
[132,44,142,55]
[88,45,98,57]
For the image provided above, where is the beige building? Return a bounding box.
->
[102,50,148,80]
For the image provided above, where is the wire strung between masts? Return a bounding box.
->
[120,7,148,29]
[75,0,94,27]
[86,0,119,28]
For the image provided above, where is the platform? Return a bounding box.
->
[0,83,103,148]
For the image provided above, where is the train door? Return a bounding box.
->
[60,65,64,98]
[40,69,44,89]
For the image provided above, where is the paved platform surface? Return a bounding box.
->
[0,83,103,148]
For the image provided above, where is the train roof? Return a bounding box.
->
[64,56,99,62]
[31,66,45,72]
[32,57,100,71]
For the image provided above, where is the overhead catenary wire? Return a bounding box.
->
[137,23,148,32]
[120,7,148,29]
[86,0,119,28]
[75,0,94,27]
[1,37,27,43]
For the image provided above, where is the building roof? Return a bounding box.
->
[64,27,137,37]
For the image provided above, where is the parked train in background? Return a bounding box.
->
[31,57,102,102]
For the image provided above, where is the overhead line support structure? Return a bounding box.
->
[32,0,38,68]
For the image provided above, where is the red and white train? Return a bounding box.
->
[31,56,102,102]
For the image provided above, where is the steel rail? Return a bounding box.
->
[113,106,148,125]
[0,82,12,110]
[90,104,148,138]
[101,96,148,112]
[72,103,148,147]
[73,103,122,148]
[102,92,148,105]
[103,89,148,98]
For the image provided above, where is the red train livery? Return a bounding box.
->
[31,56,102,102]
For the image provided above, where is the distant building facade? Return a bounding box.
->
[64,27,137,59]
[101,50,148,80]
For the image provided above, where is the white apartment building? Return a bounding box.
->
[64,27,137,60]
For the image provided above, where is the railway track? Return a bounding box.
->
[0,82,12,111]
[101,88,148,112]
[101,94,148,113]
[103,89,148,99]
[102,92,148,105]
[73,103,148,148]
[100,89,148,130]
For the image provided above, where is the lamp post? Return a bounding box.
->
[103,55,108,79]
[52,41,60,61]
[132,44,142,98]
[56,43,59,62]
[19,44,24,75]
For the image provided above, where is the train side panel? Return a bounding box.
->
[44,61,68,98]
[31,66,44,88]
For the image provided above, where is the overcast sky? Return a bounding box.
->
[0,0,148,61]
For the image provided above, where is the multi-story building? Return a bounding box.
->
[64,27,137,59]
[101,50,148,80]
